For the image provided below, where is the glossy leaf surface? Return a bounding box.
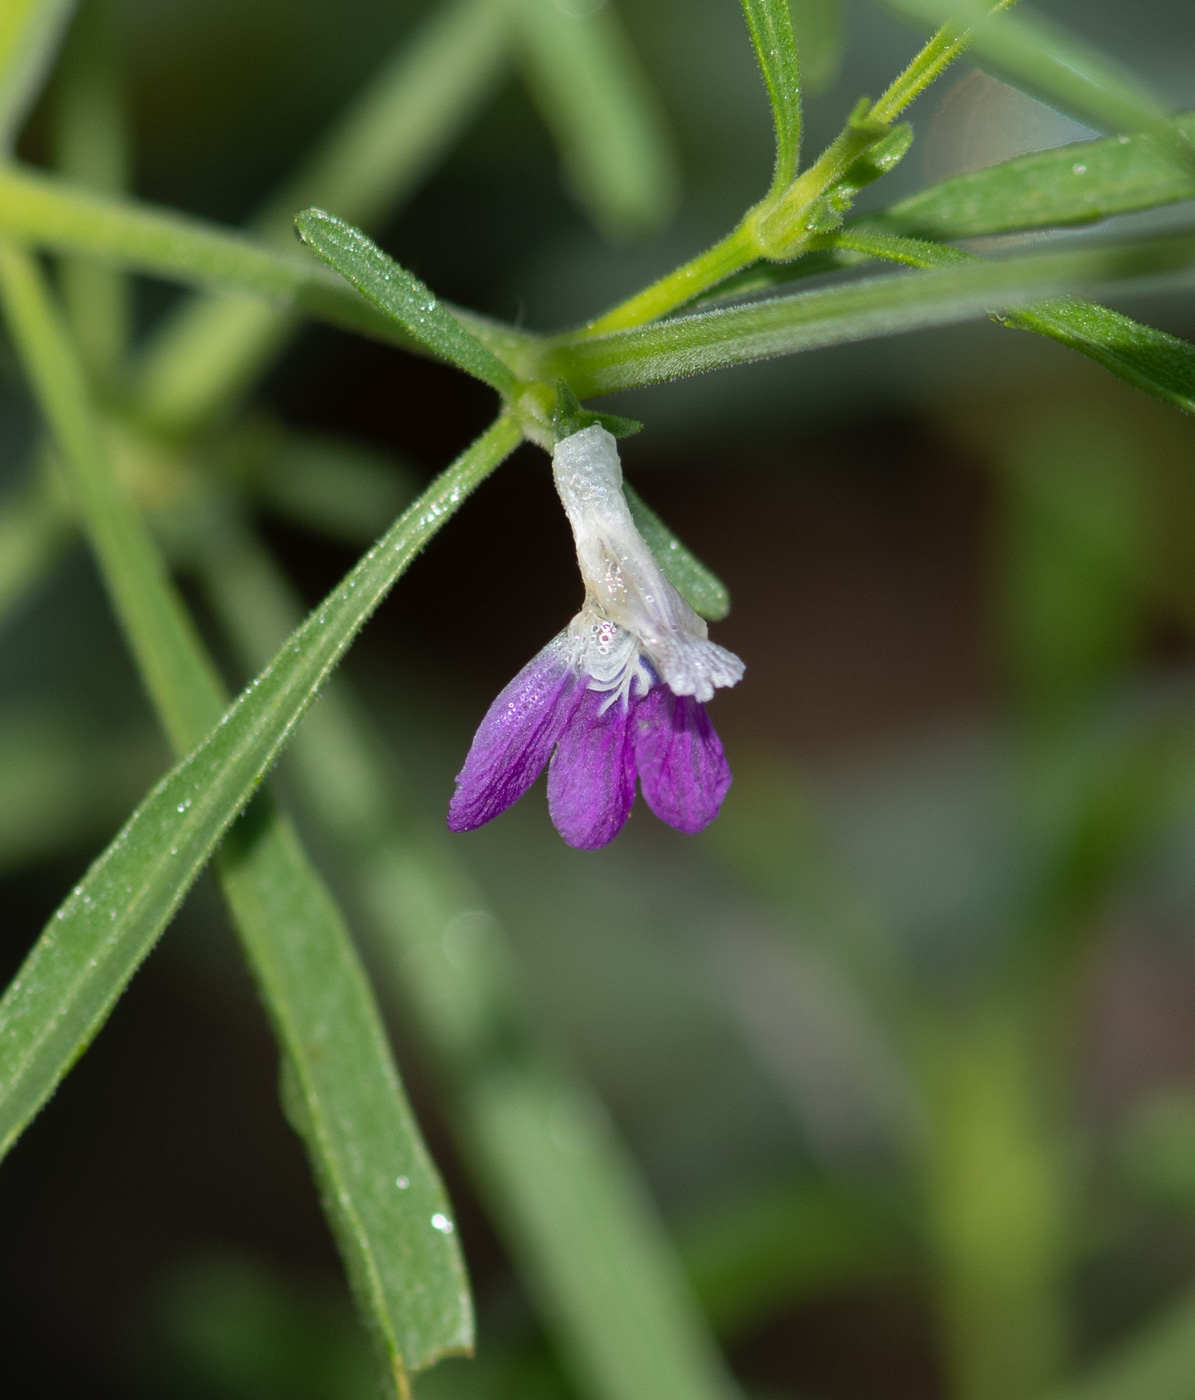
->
[552,230,1195,395]
[864,114,1195,241]
[740,0,803,191]
[295,207,518,394]
[0,242,485,1385]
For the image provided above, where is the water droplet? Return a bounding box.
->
[431,1213,454,1234]
[396,1176,410,1189]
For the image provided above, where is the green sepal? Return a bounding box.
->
[844,95,888,141]
[808,125,915,232]
[552,380,642,443]
[624,484,731,622]
[842,124,914,189]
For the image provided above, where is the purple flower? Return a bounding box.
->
[448,426,742,850]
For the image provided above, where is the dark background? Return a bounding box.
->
[3,2,1195,1397]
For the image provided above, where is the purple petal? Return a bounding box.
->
[547,688,637,850]
[633,687,731,834]
[449,636,584,832]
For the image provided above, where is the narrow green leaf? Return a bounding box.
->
[220,813,474,1384]
[835,229,1195,415]
[886,0,1175,145]
[550,229,1195,396]
[861,113,1195,242]
[0,165,414,343]
[295,208,518,395]
[623,484,731,621]
[1008,300,1195,416]
[198,519,742,1400]
[0,241,485,1385]
[133,0,512,433]
[739,0,803,192]
[0,434,523,1134]
[0,0,75,148]
[467,1073,738,1400]
[51,0,130,385]
[834,226,967,268]
[0,412,519,1172]
[515,0,678,238]
[0,165,536,367]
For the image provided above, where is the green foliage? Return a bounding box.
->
[295,208,519,394]
[551,229,1195,396]
[198,517,740,1400]
[864,114,1195,240]
[0,0,74,147]
[552,379,643,441]
[886,0,1175,142]
[834,229,1195,417]
[515,0,678,238]
[0,405,517,1169]
[0,239,477,1386]
[0,163,428,350]
[136,0,512,434]
[4,1,1195,1398]
[623,485,731,622]
[739,0,804,192]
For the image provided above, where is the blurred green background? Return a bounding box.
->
[4,1,1195,1397]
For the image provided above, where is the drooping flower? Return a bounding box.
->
[448,424,743,849]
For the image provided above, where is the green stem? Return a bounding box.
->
[0,164,538,371]
[870,0,1020,125]
[548,227,1195,396]
[584,225,759,335]
[0,238,480,1386]
[570,2,1018,338]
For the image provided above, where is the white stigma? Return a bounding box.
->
[552,425,743,704]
